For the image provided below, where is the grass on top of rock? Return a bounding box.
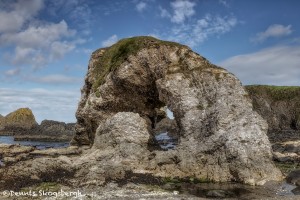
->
[245,85,300,101]
[91,36,187,91]
[1,108,36,123]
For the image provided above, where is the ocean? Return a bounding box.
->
[0,136,69,150]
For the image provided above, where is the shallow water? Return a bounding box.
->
[155,132,178,150]
[0,136,69,150]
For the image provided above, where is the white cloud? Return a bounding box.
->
[136,1,147,12]
[252,24,292,43]
[159,6,171,18]
[4,68,21,76]
[219,45,300,86]
[166,14,237,47]
[219,0,229,7]
[0,88,80,123]
[170,0,196,24]
[0,20,75,48]
[28,74,81,84]
[0,20,76,69]
[47,0,92,33]
[102,34,119,47]
[158,1,237,47]
[50,41,75,60]
[0,0,43,33]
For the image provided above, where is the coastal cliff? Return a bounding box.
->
[246,85,300,131]
[245,85,300,142]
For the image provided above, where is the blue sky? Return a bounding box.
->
[0,0,300,123]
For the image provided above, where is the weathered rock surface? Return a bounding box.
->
[245,86,300,162]
[0,108,37,132]
[0,156,75,190]
[0,144,81,167]
[0,144,35,165]
[30,146,81,156]
[71,36,282,185]
[272,140,300,162]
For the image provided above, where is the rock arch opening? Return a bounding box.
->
[152,107,179,150]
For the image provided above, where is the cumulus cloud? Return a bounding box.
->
[0,88,80,123]
[219,45,300,86]
[171,0,196,23]
[4,68,21,76]
[50,41,75,60]
[159,6,171,18]
[0,0,43,33]
[166,14,237,47]
[158,1,237,47]
[160,0,196,24]
[47,0,93,33]
[28,74,82,84]
[136,1,147,12]
[219,0,229,7]
[252,24,292,43]
[0,20,75,48]
[102,34,119,47]
[0,1,82,70]
[0,20,76,69]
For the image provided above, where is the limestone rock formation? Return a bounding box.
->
[72,36,282,185]
[0,108,37,132]
[245,85,300,132]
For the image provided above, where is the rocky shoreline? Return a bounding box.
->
[1,37,300,199]
[0,143,299,200]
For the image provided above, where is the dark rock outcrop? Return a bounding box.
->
[15,120,75,142]
[72,36,281,185]
[245,85,300,132]
[245,85,300,162]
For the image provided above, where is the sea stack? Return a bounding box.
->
[72,36,282,185]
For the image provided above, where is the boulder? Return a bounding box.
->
[286,170,300,186]
[71,36,282,185]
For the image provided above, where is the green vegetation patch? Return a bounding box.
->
[91,36,186,91]
[5,108,36,123]
[245,85,300,101]
[275,162,300,176]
